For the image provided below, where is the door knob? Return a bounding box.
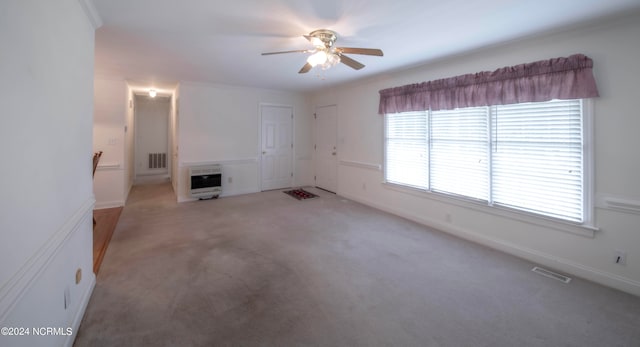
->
[332,152,336,155]
[262,151,266,154]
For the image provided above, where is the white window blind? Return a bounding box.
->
[491,99,583,221]
[384,99,587,223]
[384,112,428,189]
[430,107,489,200]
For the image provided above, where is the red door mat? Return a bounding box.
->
[283,189,318,200]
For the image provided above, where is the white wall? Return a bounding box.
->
[176,82,312,201]
[134,96,170,177]
[93,78,128,208]
[171,87,179,193]
[125,85,135,198]
[0,0,98,346]
[309,13,640,296]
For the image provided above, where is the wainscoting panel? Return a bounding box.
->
[341,191,640,297]
[0,198,96,346]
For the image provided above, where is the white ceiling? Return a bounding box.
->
[93,0,640,93]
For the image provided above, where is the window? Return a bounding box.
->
[385,112,428,189]
[431,106,489,200]
[384,99,588,223]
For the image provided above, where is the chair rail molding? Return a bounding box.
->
[596,195,640,215]
[339,159,382,171]
[0,197,95,321]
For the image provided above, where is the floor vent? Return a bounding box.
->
[532,267,572,283]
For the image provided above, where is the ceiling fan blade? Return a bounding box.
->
[336,47,384,56]
[298,63,313,74]
[261,49,310,56]
[338,54,365,70]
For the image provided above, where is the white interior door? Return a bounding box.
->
[315,105,338,193]
[261,105,293,191]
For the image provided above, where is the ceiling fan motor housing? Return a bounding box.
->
[309,29,337,48]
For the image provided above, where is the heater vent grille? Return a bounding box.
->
[532,267,572,283]
[148,153,167,169]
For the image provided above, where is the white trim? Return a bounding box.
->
[582,99,595,226]
[382,182,597,238]
[77,0,103,29]
[340,192,640,297]
[597,195,640,215]
[96,162,122,170]
[95,200,125,209]
[133,96,172,180]
[178,188,259,202]
[340,160,382,171]
[0,197,95,321]
[135,173,170,178]
[180,158,258,168]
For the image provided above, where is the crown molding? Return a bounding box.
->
[77,0,103,29]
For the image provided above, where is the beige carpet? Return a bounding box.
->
[75,182,640,346]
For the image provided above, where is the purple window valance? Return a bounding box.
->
[378,54,599,114]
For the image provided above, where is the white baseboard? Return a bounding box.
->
[65,273,95,347]
[178,188,260,203]
[219,188,259,198]
[341,192,640,297]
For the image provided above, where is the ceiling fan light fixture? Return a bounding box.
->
[261,29,382,74]
[321,52,340,70]
[307,50,328,67]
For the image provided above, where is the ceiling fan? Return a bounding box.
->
[261,29,383,74]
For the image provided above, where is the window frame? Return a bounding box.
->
[383,99,596,236]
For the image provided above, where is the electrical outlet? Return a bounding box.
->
[614,250,627,265]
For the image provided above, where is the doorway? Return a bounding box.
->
[314,105,338,193]
[134,95,170,183]
[260,104,293,191]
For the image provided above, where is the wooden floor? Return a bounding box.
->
[92,207,123,274]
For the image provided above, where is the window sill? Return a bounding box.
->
[382,182,597,238]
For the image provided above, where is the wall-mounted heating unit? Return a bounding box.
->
[189,164,222,199]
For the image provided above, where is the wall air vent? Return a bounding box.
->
[148,152,167,169]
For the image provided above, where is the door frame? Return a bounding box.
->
[314,104,338,193]
[133,94,172,181]
[258,103,294,191]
